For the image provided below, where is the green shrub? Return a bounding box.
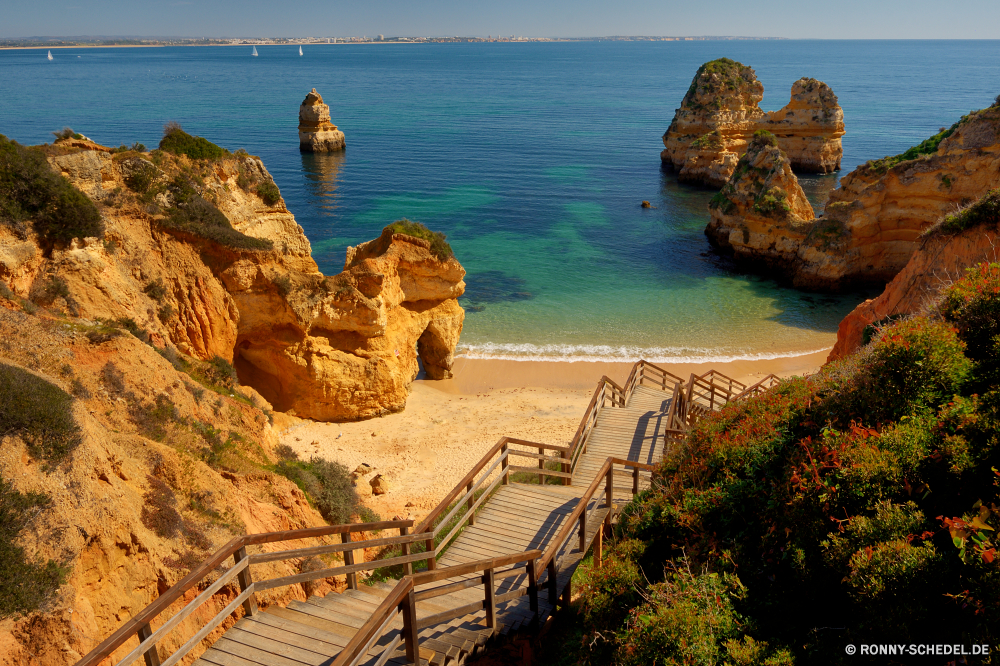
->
[52,127,82,141]
[0,134,103,245]
[614,563,748,666]
[866,123,957,174]
[0,479,66,618]
[157,304,175,323]
[753,187,791,219]
[932,189,1000,236]
[751,129,778,147]
[123,160,159,195]
[158,175,272,251]
[206,356,238,388]
[0,362,81,462]
[942,261,1000,363]
[274,457,359,524]
[256,180,281,206]
[131,394,179,442]
[576,539,647,628]
[143,279,168,301]
[823,317,971,426]
[384,219,453,260]
[100,361,126,393]
[158,123,228,161]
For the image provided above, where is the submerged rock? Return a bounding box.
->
[661,59,844,187]
[298,88,346,152]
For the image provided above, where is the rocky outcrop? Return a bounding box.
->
[661,59,844,187]
[706,102,1000,291]
[1,139,463,421]
[828,189,1000,361]
[0,309,334,665]
[809,103,1000,288]
[761,77,844,173]
[298,88,345,153]
[705,131,818,279]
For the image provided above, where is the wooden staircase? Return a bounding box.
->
[75,362,782,666]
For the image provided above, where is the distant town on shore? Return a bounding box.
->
[1,34,788,48]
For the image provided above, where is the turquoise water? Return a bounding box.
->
[2,41,999,361]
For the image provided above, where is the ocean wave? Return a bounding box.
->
[454,342,831,364]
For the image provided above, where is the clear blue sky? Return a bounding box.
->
[5,0,1000,39]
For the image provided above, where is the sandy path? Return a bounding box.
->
[277,351,828,524]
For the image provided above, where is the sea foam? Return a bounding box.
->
[455,342,830,364]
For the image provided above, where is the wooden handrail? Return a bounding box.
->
[76,520,415,666]
[733,374,781,401]
[534,457,655,580]
[330,577,414,666]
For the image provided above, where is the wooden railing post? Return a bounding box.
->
[537,447,544,485]
[426,536,436,571]
[632,465,639,495]
[233,545,258,617]
[341,532,357,589]
[401,587,419,663]
[400,526,413,576]
[483,567,497,631]
[528,560,539,616]
[594,526,603,569]
[605,467,614,535]
[136,623,162,666]
[501,443,509,485]
[547,560,558,605]
[578,504,587,553]
[562,452,570,486]
[466,481,475,525]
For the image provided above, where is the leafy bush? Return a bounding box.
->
[384,219,453,260]
[52,127,83,141]
[100,361,127,393]
[141,475,210,552]
[123,160,160,195]
[143,279,168,301]
[206,356,238,388]
[932,188,1000,236]
[866,123,957,174]
[157,175,272,251]
[274,457,359,524]
[0,362,81,462]
[0,479,66,618]
[256,180,281,206]
[131,394,179,442]
[751,129,778,147]
[0,134,104,245]
[576,539,647,628]
[941,261,1000,362]
[158,123,228,161]
[157,303,175,323]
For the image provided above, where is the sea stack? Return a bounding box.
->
[298,88,345,152]
[661,59,844,187]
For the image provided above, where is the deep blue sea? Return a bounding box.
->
[2,41,998,361]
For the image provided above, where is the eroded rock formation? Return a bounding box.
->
[705,131,818,280]
[1,139,463,422]
[661,59,844,187]
[828,189,1000,362]
[298,88,345,153]
[706,101,1000,291]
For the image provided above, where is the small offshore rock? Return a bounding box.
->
[641,200,652,208]
[298,88,345,152]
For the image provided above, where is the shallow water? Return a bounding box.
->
[2,40,998,361]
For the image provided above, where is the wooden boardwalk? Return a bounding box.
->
[78,362,773,666]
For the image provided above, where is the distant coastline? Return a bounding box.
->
[0,35,789,50]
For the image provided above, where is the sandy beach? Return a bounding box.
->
[278,350,828,523]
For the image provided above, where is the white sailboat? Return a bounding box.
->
[299,45,303,56]
[251,46,258,57]
[47,50,53,61]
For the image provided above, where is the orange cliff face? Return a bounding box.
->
[828,189,1000,362]
[661,59,844,188]
[0,141,464,422]
[703,102,1000,292]
[705,131,817,276]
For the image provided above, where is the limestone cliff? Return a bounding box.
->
[705,101,1000,290]
[298,89,346,153]
[0,307,335,665]
[705,131,818,279]
[0,139,464,421]
[661,59,844,187]
[828,188,1000,361]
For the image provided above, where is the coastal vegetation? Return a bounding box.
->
[158,122,228,160]
[0,134,103,244]
[159,173,273,251]
[0,362,82,464]
[928,188,1000,236]
[385,218,453,259]
[683,58,757,110]
[864,123,958,174]
[546,264,1000,664]
[0,479,66,618]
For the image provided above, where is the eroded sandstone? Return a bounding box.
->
[298,88,346,153]
[661,59,844,187]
